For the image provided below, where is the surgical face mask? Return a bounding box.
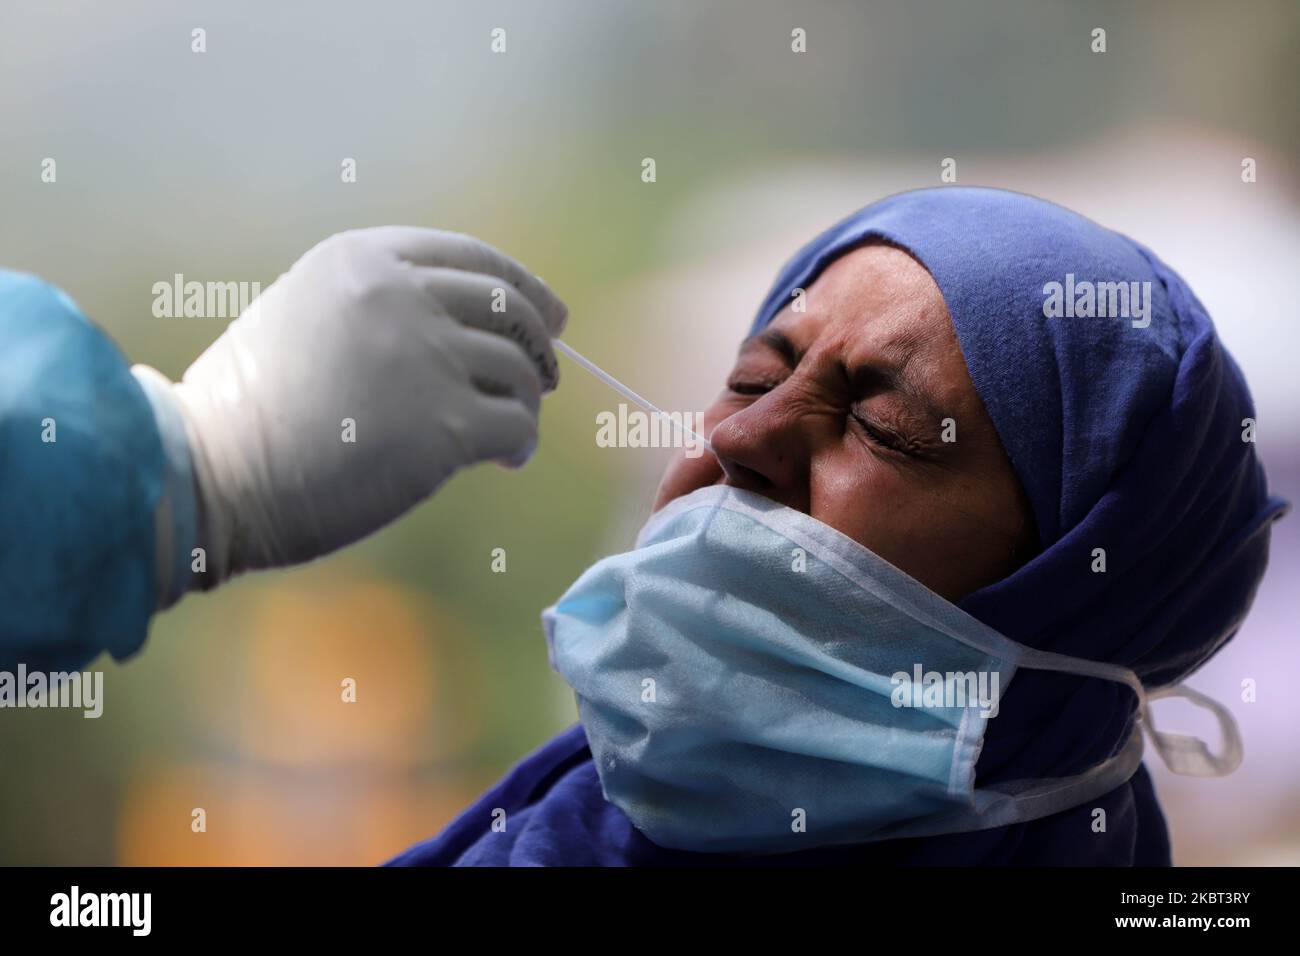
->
[542,485,1240,855]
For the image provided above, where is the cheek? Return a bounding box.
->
[809,452,1016,600]
[807,450,931,564]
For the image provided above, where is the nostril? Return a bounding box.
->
[717,455,772,491]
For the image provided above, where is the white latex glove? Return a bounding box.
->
[132,226,567,596]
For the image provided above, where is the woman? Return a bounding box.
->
[389,186,1287,866]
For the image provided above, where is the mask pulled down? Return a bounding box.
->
[543,486,1240,854]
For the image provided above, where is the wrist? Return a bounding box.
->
[130,365,206,606]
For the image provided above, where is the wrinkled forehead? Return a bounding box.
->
[744,242,957,369]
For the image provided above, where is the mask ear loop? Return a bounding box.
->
[947,640,1244,779]
[1140,684,1244,777]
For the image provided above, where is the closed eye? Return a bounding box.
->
[726,375,783,396]
[850,410,915,456]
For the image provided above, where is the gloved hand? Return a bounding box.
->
[132,226,567,599]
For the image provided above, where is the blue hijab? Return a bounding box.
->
[391,187,1285,866]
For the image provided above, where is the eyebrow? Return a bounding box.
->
[742,325,943,416]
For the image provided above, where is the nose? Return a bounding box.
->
[709,389,814,509]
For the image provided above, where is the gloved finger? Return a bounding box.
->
[413,266,559,391]
[451,324,543,418]
[464,391,540,469]
[371,226,568,336]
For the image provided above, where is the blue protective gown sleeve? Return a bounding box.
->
[0,269,195,672]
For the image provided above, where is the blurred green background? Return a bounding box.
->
[1,0,1297,864]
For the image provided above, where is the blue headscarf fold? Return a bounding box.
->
[749,187,1287,857]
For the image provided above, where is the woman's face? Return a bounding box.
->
[653,242,1037,602]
